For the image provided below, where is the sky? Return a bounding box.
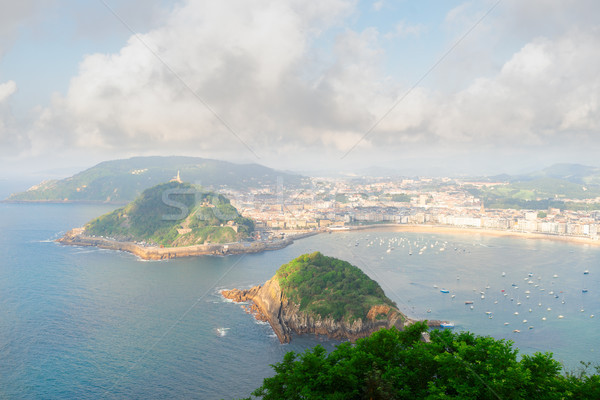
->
[0,0,599,179]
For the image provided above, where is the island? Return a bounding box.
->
[222,252,444,343]
[58,181,315,260]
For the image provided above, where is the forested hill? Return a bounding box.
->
[6,156,303,203]
[275,252,398,322]
[84,181,254,246]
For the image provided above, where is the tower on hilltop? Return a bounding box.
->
[170,170,182,183]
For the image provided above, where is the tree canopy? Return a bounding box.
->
[244,323,600,399]
[275,252,397,322]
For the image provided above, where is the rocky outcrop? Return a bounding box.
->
[222,277,414,344]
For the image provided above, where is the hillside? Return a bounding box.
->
[466,163,600,210]
[275,252,397,322]
[222,252,411,343]
[84,181,254,246]
[5,156,303,203]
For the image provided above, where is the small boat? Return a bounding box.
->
[502,272,506,277]
[553,274,558,278]
[465,301,474,304]
[426,309,432,313]
[528,326,534,330]
[584,270,590,275]
[522,319,527,323]
[504,322,509,326]
[451,295,455,299]
[558,315,564,319]
[513,329,520,333]
[485,311,492,315]
[440,289,449,293]
[542,317,547,321]
[582,289,588,293]
[514,311,519,315]
[440,322,454,328]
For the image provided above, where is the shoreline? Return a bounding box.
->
[57,228,320,260]
[57,223,600,261]
[334,224,600,247]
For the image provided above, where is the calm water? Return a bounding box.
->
[1,186,599,398]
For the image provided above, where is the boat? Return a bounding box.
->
[558,315,564,319]
[513,329,520,333]
[464,301,474,304]
[440,322,455,328]
[553,274,558,278]
[584,270,590,275]
[582,289,588,293]
[440,289,449,293]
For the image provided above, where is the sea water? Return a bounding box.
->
[0,190,598,398]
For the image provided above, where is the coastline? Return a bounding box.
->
[57,228,319,260]
[334,224,600,247]
[57,222,600,261]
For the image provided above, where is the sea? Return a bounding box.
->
[1,180,599,399]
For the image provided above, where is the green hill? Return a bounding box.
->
[275,252,397,322]
[6,156,303,203]
[84,181,254,246]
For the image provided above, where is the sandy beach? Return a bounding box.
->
[337,224,600,247]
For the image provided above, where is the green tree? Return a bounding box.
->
[243,324,599,399]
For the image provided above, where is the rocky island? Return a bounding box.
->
[222,252,439,343]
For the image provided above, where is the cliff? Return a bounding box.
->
[222,278,415,343]
[222,252,419,343]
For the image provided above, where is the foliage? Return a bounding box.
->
[243,323,600,400]
[275,252,396,322]
[85,181,253,246]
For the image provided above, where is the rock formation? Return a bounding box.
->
[222,277,412,344]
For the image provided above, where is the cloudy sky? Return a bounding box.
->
[1,0,599,178]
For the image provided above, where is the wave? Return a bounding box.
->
[216,327,230,337]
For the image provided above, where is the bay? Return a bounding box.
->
[0,192,598,399]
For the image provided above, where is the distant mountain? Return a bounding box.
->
[6,156,304,203]
[523,163,600,185]
[469,163,600,209]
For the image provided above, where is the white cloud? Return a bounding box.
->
[35,0,387,158]
[23,0,600,171]
[0,81,17,103]
[429,30,600,148]
[385,21,427,39]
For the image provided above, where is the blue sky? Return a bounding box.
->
[1,0,599,178]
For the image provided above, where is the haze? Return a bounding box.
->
[1,0,599,179]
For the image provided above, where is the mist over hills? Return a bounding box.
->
[5,156,304,203]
